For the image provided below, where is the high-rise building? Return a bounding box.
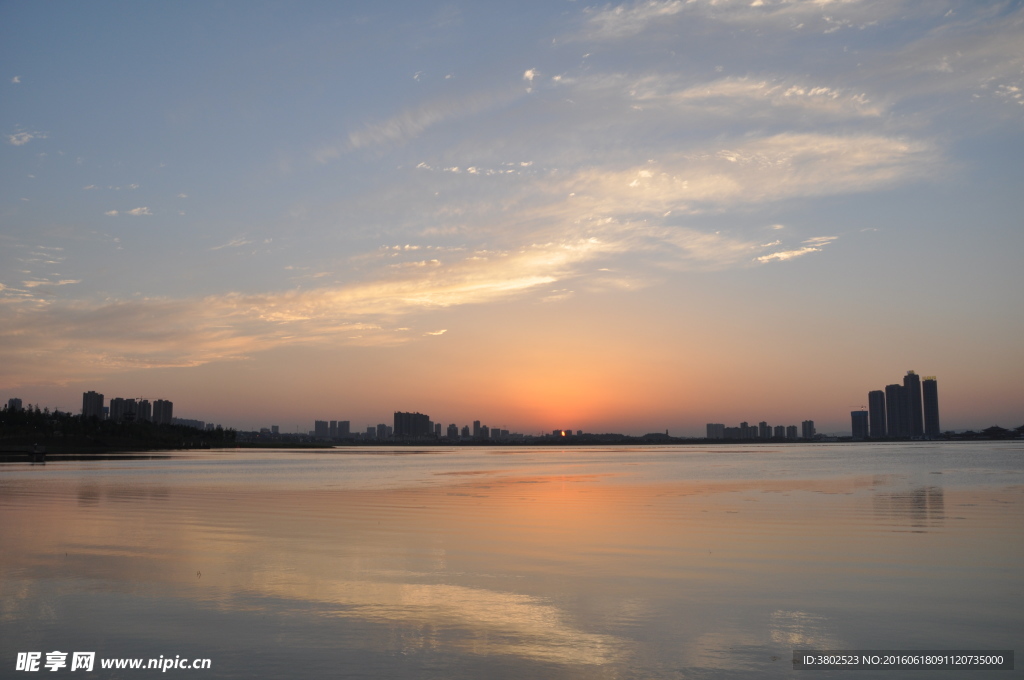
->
[329,420,338,438]
[153,399,173,424]
[758,421,770,439]
[337,421,350,437]
[109,398,137,422]
[7,397,23,412]
[473,420,481,439]
[434,423,442,437]
[801,420,815,439]
[851,410,869,439]
[706,423,725,439]
[461,425,470,439]
[394,411,431,437]
[82,391,104,419]
[868,390,886,438]
[923,377,940,437]
[885,384,909,437]
[773,425,785,439]
[314,420,329,439]
[786,425,798,440]
[137,399,152,422]
[447,423,459,439]
[904,371,924,437]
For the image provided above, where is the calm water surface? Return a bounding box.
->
[2,443,1022,678]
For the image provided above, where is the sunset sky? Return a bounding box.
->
[2,0,1022,435]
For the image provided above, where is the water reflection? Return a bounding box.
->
[872,485,945,530]
[1,445,1022,679]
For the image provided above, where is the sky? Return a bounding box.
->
[2,0,1022,435]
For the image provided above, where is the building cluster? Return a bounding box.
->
[297,412,527,442]
[852,370,940,439]
[705,420,815,441]
[81,390,175,424]
[79,390,218,431]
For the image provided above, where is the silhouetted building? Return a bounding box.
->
[759,421,770,439]
[7,397,23,412]
[851,410,869,439]
[271,425,279,435]
[394,411,431,437]
[801,420,815,439]
[153,399,173,424]
[329,420,338,438]
[786,425,798,440]
[923,377,940,437]
[868,390,886,438]
[82,391,104,420]
[461,425,470,438]
[706,423,725,439]
[885,384,909,437]
[473,420,481,438]
[904,371,924,437]
[434,423,442,437]
[109,397,137,423]
[137,399,152,422]
[447,423,459,439]
[772,425,784,439]
[337,421,350,437]
[314,420,329,439]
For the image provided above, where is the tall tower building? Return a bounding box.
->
[903,371,924,437]
[923,377,940,437]
[851,411,869,439]
[82,391,104,419]
[868,390,886,438]
[801,420,815,440]
[884,384,909,437]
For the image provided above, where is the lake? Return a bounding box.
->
[1,442,1021,678]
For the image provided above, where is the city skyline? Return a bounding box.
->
[2,2,1022,435]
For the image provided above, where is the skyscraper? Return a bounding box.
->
[801,420,815,440]
[82,391,104,419]
[923,377,940,437]
[851,410,869,439]
[884,384,909,437]
[868,390,886,438]
[904,370,924,437]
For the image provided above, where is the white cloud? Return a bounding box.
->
[210,238,254,251]
[12,76,21,84]
[523,69,538,82]
[126,207,152,216]
[105,210,119,217]
[634,76,884,118]
[177,193,188,198]
[755,246,822,263]
[425,329,447,336]
[581,0,686,40]
[8,131,46,146]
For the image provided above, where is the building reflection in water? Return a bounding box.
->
[872,486,944,530]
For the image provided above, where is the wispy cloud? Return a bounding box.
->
[210,238,254,251]
[580,0,686,40]
[0,239,616,384]
[11,76,21,84]
[126,206,152,216]
[315,88,521,161]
